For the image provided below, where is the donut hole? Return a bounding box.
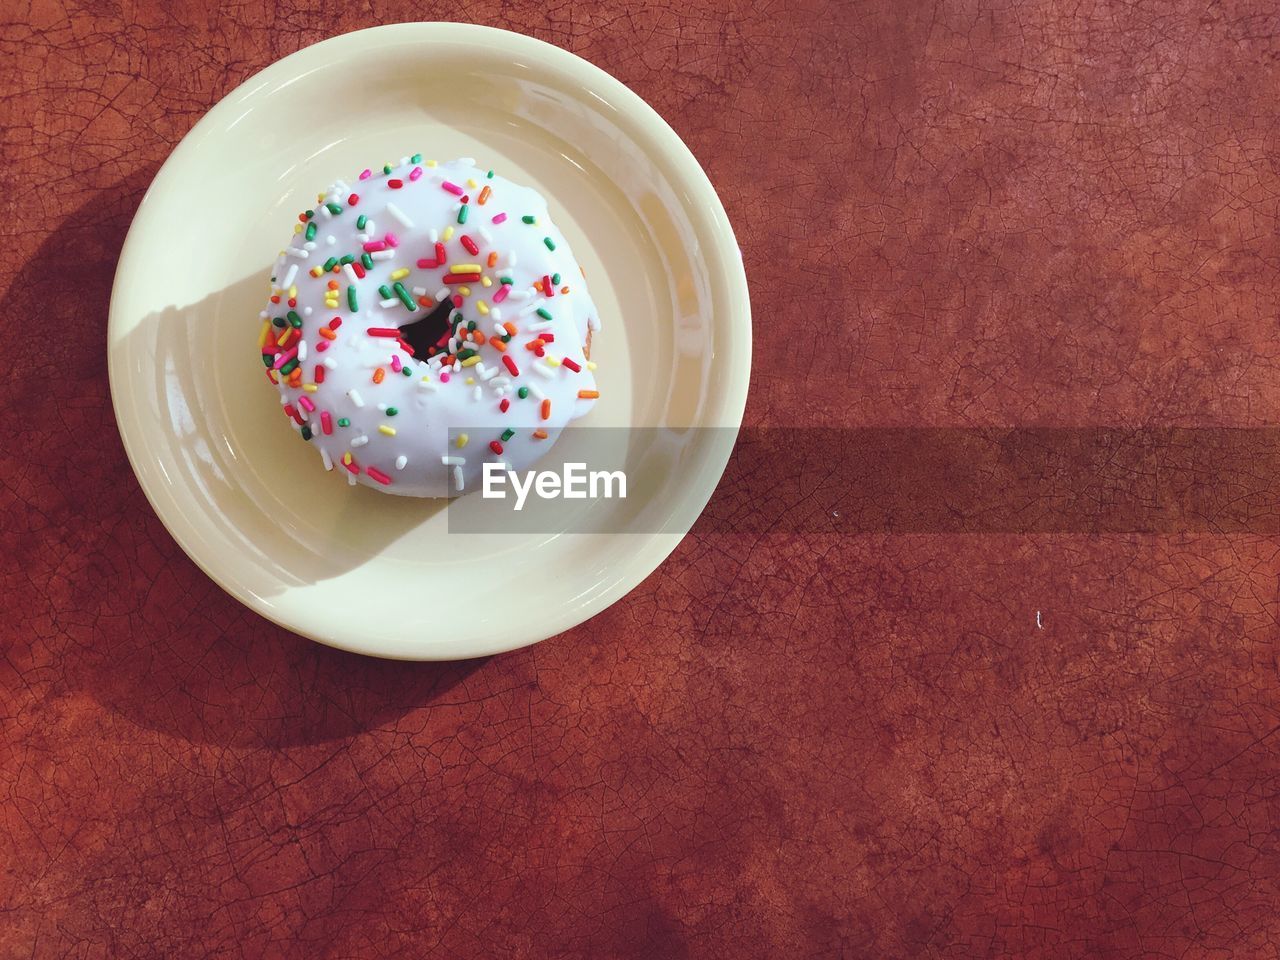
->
[399,297,455,358]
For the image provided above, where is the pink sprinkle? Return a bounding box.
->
[298,395,316,412]
[385,232,399,248]
[452,294,464,308]
[363,240,387,252]
[316,340,330,352]
[409,166,423,181]
[272,347,297,370]
[491,212,508,224]
[417,258,439,269]
[367,466,392,485]
[321,411,333,434]
[391,355,402,372]
[440,372,451,384]
[359,169,372,180]
[441,181,463,196]
[493,285,510,304]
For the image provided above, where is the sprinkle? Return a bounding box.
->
[518,386,529,399]
[367,466,392,485]
[478,185,492,205]
[373,367,386,384]
[321,447,333,470]
[359,169,372,180]
[456,434,469,448]
[321,411,333,434]
[388,179,403,189]
[348,389,365,407]
[500,428,515,442]
[540,398,551,420]
[533,429,548,440]
[493,285,510,304]
[531,362,555,379]
[460,235,479,255]
[391,355,403,373]
[442,181,464,196]
[298,395,316,412]
[500,398,510,412]
[442,272,481,284]
[338,417,350,426]
[490,440,504,454]
[477,301,490,315]
[409,166,423,182]
[503,355,519,376]
[351,434,369,447]
[453,466,465,490]
[527,382,546,401]
[347,286,358,311]
[387,202,414,228]
[442,226,455,242]
[562,357,582,373]
[326,202,342,215]
[578,389,600,399]
[522,215,536,224]
[536,307,553,321]
[457,204,469,224]
[491,212,507,224]
[442,455,465,466]
[379,425,396,436]
[395,455,408,470]
[435,286,451,301]
[450,263,482,273]
[361,253,374,269]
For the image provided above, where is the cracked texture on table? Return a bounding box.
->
[3,0,1280,957]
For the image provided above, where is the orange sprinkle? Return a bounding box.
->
[487,251,498,268]
[327,280,339,290]
[417,296,434,308]
[578,390,600,399]
[472,330,487,345]
[318,326,337,340]
[532,429,548,440]
[478,185,491,205]
[540,399,551,420]
[561,286,570,294]
[525,338,545,351]
[490,338,507,352]
[373,367,385,384]
[503,322,517,336]
[533,280,543,292]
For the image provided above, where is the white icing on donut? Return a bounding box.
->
[259,157,600,497]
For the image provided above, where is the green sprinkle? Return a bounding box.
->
[551,272,561,285]
[543,237,556,251]
[393,281,417,311]
[361,252,373,270]
[326,202,342,215]
[502,334,512,343]
[457,348,477,361]
[339,254,355,265]
[356,214,367,230]
[457,204,469,224]
[304,209,314,220]
[536,307,553,320]
[467,320,477,331]
[279,358,299,375]
[304,222,317,241]
[378,284,393,300]
[486,169,494,179]
[322,257,338,272]
[261,354,272,367]
[338,417,350,427]
[402,366,413,377]
[518,386,529,399]
[521,215,536,224]
[411,153,423,163]
[300,425,312,441]
[347,286,358,311]
[501,428,515,442]
[287,311,302,328]
[383,163,393,174]
[499,276,513,285]
[272,317,286,328]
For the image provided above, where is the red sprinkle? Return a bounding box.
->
[315,365,326,383]
[442,272,481,284]
[398,338,416,356]
[499,398,510,412]
[452,294,464,308]
[367,466,392,485]
[347,193,359,205]
[352,262,367,279]
[489,440,504,455]
[539,332,555,343]
[343,457,360,475]
[542,275,554,298]
[562,357,581,373]
[388,179,403,189]
[367,327,401,337]
[460,235,479,256]
[435,242,446,262]
[330,318,343,329]
[502,355,519,376]
[316,340,330,352]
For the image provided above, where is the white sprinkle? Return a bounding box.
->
[302,306,313,316]
[478,226,493,245]
[386,202,414,229]
[418,379,437,392]
[351,434,369,447]
[303,241,317,251]
[326,235,336,245]
[381,298,399,308]
[492,322,507,337]
[259,309,269,319]
[429,228,439,243]
[320,447,333,471]
[395,455,408,471]
[435,286,450,301]
[347,472,357,486]
[363,220,376,236]
[442,455,464,466]
[472,385,482,401]
[344,263,360,283]
[320,205,333,219]
[348,388,364,407]
[490,307,502,321]
[507,250,518,268]
[323,357,337,370]
[519,300,544,317]
[285,246,309,259]
[532,362,555,379]
[377,402,388,411]
[453,465,464,491]
[297,340,307,361]
[527,320,553,333]
[527,382,546,401]
[508,289,530,301]
[479,366,499,382]
[412,286,428,296]
[282,264,298,288]
[371,250,395,261]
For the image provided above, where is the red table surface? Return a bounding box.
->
[4,2,1280,957]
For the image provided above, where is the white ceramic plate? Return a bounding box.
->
[109,23,750,660]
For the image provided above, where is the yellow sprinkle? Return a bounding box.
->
[450,264,482,273]
[481,276,492,288]
[257,320,270,349]
[462,356,481,368]
[587,360,598,371]
[442,226,454,241]
[317,192,325,202]
[277,329,290,347]
[466,178,478,188]
[293,224,303,234]
[477,301,490,315]
[343,453,353,465]
[302,384,318,393]
[379,425,397,436]
[458,285,471,296]
[427,160,438,168]
[421,375,431,382]
[310,267,324,278]
[288,285,297,299]
[546,355,561,367]
[390,267,410,281]
[456,433,469,448]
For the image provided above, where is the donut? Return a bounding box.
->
[257,155,601,497]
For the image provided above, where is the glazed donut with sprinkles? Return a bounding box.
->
[257,155,601,497]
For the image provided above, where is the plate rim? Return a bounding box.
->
[108,22,751,660]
